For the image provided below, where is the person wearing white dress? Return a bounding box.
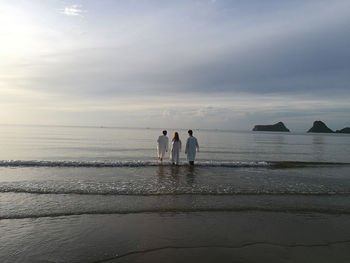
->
[185,129,199,165]
[157,130,169,162]
[170,132,182,165]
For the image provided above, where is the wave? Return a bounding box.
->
[2,206,350,220]
[1,183,349,196]
[0,160,270,168]
[1,160,349,168]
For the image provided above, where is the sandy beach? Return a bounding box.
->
[2,211,350,263]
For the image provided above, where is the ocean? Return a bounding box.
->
[1,125,350,262]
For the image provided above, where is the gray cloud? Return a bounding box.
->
[2,0,350,129]
[17,0,349,99]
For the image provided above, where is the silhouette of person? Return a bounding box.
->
[170,132,181,165]
[157,130,169,162]
[185,129,199,165]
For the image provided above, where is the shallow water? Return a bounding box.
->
[1,125,349,163]
[1,125,350,262]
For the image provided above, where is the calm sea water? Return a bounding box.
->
[1,125,350,262]
[1,125,350,163]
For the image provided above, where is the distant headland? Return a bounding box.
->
[307,121,350,134]
[252,120,350,134]
[336,127,350,133]
[252,122,290,132]
[307,121,333,133]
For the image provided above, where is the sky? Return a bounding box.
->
[1,0,350,131]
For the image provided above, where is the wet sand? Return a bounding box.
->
[1,211,350,263]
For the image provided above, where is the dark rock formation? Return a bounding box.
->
[307,121,334,133]
[252,122,290,132]
[336,127,350,133]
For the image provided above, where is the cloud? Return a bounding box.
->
[1,0,350,129]
[13,0,344,99]
[60,5,84,17]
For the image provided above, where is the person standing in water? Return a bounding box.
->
[157,130,169,162]
[170,132,181,165]
[185,129,199,165]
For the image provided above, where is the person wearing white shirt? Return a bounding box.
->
[185,129,199,165]
[170,132,182,165]
[157,130,169,162]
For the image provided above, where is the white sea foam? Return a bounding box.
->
[1,179,348,196]
[0,160,270,168]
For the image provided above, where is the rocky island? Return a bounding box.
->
[252,122,290,132]
[307,121,334,133]
[336,127,350,134]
